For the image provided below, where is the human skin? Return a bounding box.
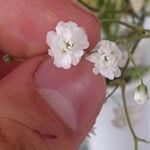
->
[0,0,106,150]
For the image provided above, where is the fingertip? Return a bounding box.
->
[0,0,101,58]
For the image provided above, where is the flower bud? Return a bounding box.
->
[134,84,149,104]
[3,54,14,64]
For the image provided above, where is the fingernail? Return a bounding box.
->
[33,58,106,132]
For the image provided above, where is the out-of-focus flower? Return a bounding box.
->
[46,21,89,69]
[86,40,123,80]
[134,84,149,104]
[130,0,144,13]
[112,106,143,129]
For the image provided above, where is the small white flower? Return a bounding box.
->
[86,40,123,80]
[134,84,149,104]
[46,21,89,69]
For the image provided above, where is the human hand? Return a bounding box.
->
[0,0,106,149]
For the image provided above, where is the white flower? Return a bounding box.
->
[86,40,123,80]
[46,21,89,69]
[134,84,149,104]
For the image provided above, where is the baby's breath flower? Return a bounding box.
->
[134,84,149,104]
[46,21,89,69]
[86,40,123,80]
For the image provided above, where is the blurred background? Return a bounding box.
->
[78,0,150,150]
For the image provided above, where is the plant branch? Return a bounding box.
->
[77,0,99,12]
[105,86,119,101]
[116,34,150,44]
[138,137,150,143]
[121,40,140,77]
[127,50,144,84]
[105,40,140,100]
[120,81,150,150]
[120,81,138,150]
[121,82,136,137]
[102,19,139,31]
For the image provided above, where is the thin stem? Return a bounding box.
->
[106,41,140,99]
[3,54,25,64]
[102,9,129,14]
[121,40,140,77]
[145,29,150,34]
[77,0,99,12]
[116,34,150,45]
[134,140,138,150]
[138,138,150,143]
[121,82,136,137]
[101,19,150,40]
[128,51,144,84]
[105,86,119,101]
[102,19,139,31]
[121,82,138,150]
[121,81,150,149]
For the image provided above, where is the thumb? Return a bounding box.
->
[0,55,106,149]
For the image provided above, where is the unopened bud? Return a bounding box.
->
[134,84,149,104]
[3,54,13,64]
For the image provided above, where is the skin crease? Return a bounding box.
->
[0,0,106,150]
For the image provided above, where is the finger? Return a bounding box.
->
[0,0,100,78]
[0,0,100,58]
[0,55,106,149]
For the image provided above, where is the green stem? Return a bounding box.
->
[120,81,150,149]
[128,51,144,84]
[77,0,99,12]
[102,9,129,14]
[102,19,150,38]
[105,86,119,101]
[116,34,150,45]
[134,140,138,150]
[145,29,150,34]
[121,82,136,137]
[121,82,138,150]
[3,54,25,63]
[138,138,150,143]
[121,41,140,77]
[101,19,140,31]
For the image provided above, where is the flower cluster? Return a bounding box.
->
[46,20,149,105]
[46,21,123,80]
